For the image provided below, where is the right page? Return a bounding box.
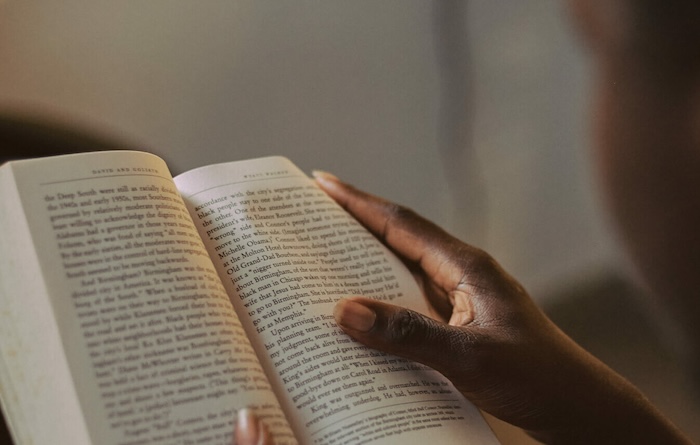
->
[175,157,499,445]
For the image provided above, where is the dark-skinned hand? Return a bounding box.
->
[315,171,691,445]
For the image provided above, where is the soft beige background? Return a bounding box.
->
[0,1,620,301]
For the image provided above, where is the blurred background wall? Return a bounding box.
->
[0,0,621,301]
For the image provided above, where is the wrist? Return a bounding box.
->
[525,362,691,445]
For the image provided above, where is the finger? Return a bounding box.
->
[235,409,273,445]
[258,420,273,445]
[314,168,508,300]
[334,297,483,384]
[314,170,454,260]
[314,172,476,290]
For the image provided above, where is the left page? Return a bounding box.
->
[0,151,296,445]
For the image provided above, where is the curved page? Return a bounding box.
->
[175,156,498,445]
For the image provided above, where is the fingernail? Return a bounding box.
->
[312,170,340,185]
[334,299,376,332]
[237,409,259,444]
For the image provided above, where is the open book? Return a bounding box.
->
[0,151,499,445]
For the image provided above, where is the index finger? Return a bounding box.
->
[312,171,480,293]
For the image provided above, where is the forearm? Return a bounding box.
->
[531,391,691,444]
[526,340,691,444]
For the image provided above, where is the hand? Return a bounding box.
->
[234,409,273,445]
[314,171,691,445]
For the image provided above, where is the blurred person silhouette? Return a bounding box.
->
[239,0,700,443]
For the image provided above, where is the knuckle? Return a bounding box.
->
[385,309,424,347]
[384,202,418,224]
[385,309,471,351]
[468,248,499,274]
[384,202,414,219]
[463,247,527,299]
[461,247,506,287]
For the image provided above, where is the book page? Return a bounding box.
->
[0,161,92,445]
[3,151,295,445]
[176,157,498,445]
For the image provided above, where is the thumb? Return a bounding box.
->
[333,297,481,380]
